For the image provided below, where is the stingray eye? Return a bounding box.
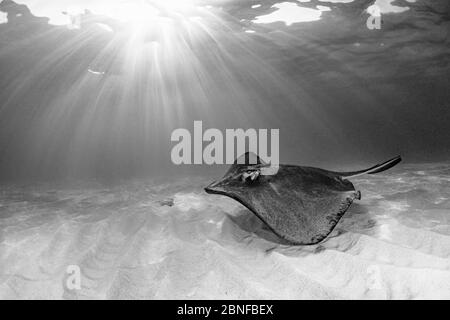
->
[241,169,260,182]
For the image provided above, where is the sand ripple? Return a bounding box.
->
[0,165,449,299]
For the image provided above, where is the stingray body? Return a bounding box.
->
[205,153,401,245]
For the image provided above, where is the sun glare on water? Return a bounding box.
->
[14,0,203,28]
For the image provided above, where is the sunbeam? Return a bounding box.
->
[0,0,448,179]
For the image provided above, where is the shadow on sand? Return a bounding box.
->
[225,202,370,246]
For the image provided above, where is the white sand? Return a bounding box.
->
[0,164,449,299]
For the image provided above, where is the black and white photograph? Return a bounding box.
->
[0,0,449,303]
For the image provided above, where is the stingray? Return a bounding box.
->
[205,152,401,245]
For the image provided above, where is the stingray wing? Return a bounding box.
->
[222,165,361,245]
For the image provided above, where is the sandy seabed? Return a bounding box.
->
[0,164,449,299]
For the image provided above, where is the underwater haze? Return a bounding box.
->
[0,0,448,180]
[0,0,449,299]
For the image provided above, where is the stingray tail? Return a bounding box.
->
[338,156,402,178]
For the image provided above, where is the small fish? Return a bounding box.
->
[88,69,105,75]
